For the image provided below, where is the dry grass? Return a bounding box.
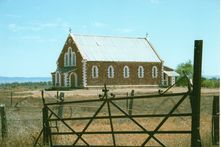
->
[0,87,219,146]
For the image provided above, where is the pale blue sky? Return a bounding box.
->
[0,0,219,77]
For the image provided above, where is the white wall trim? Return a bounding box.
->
[64,73,69,87]
[82,59,87,87]
[64,73,67,87]
[161,61,164,85]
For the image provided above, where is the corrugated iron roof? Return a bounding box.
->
[70,34,162,62]
[164,71,180,77]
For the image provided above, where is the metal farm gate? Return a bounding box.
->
[34,40,203,147]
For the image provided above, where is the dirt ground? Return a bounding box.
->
[0,87,219,146]
[20,86,220,98]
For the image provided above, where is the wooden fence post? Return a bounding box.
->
[0,104,7,139]
[56,90,59,100]
[43,106,49,146]
[41,90,50,146]
[58,92,64,118]
[128,90,134,116]
[212,96,219,145]
[191,40,203,147]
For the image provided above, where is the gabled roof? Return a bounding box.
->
[70,34,162,62]
[163,66,180,77]
[164,66,174,71]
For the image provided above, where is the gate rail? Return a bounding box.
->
[34,80,193,147]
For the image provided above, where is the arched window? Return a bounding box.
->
[152,66,158,78]
[55,72,61,86]
[66,53,68,66]
[64,53,67,66]
[108,65,114,78]
[68,48,72,66]
[64,53,68,66]
[92,66,99,78]
[138,66,144,78]
[123,66,130,78]
[64,47,76,67]
[72,52,76,66]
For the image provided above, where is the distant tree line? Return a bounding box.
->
[201,77,220,88]
[0,81,52,91]
[175,60,220,88]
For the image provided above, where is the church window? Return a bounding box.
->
[108,65,114,78]
[138,66,144,78]
[92,66,99,78]
[123,66,130,78]
[152,66,158,78]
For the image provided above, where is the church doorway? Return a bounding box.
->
[69,72,77,88]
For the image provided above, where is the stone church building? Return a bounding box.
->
[51,33,179,88]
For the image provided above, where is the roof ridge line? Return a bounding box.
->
[70,33,145,39]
